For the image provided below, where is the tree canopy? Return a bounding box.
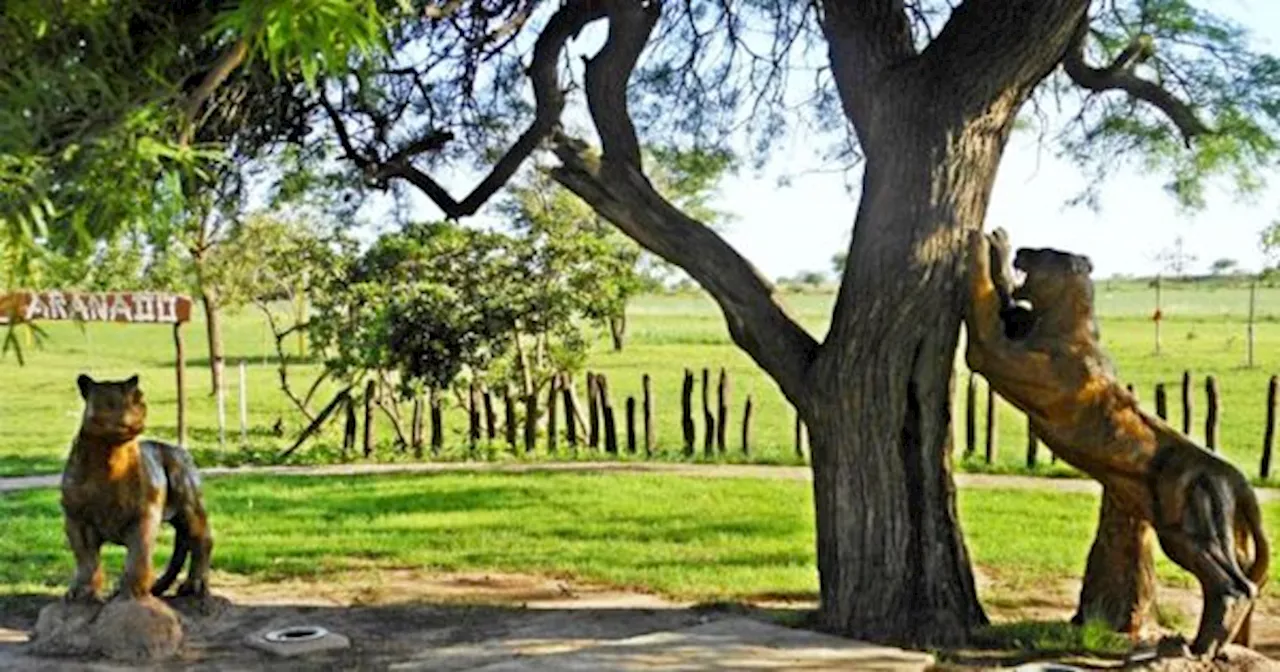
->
[5,1,1279,254]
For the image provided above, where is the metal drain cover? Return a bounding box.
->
[264,625,329,643]
[246,624,350,657]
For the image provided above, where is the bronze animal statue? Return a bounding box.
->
[61,374,213,602]
[964,229,1268,658]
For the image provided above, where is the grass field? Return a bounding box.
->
[2,280,1280,478]
[3,470,1272,602]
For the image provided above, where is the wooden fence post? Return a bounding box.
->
[587,372,601,450]
[216,367,227,449]
[742,395,754,456]
[1025,416,1038,469]
[643,373,654,457]
[1154,274,1162,355]
[547,375,559,455]
[681,369,695,456]
[430,389,443,457]
[626,396,637,455]
[523,391,537,454]
[599,374,618,454]
[562,374,578,450]
[363,379,377,457]
[1205,375,1220,452]
[985,386,998,465]
[1155,383,1168,420]
[468,382,481,451]
[411,395,424,459]
[964,372,976,457]
[173,323,187,447]
[1248,279,1258,368]
[503,386,517,451]
[238,360,248,445]
[1262,376,1278,480]
[342,396,357,456]
[702,368,715,457]
[716,368,729,454]
[1181,370,1193,435]
[484,387,497,440]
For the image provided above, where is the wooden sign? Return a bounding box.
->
[0,291,192,325]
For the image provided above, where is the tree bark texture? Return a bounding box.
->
[200,289,225,398]
[1073,489,1157,635]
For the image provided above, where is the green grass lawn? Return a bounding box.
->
[3,282,1280,478]
[2,471,1275,603]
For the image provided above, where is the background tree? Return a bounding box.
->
[831,252,848,277]
[1262,220,1280,269]
[203,212,353,422]
[1155,236,1200,279]
[7,0,1280,647]
[1208,258,1238,276]
[501,146,733,352]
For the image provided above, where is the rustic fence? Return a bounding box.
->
[275,366,808,462]
[964,369,1280,480]
[262,359,1280,480]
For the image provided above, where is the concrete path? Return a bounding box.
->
[408,617,936,671]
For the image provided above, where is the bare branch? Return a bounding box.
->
[1062,17,1210,147]
[254,298,317,422]
[320,95,376,172]
[549,0,817,401]
[378,0,607,219]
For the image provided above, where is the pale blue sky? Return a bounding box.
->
[378,1,1280,281]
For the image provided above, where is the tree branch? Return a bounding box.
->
[549,0,817,401]
[920,0,1090,113]
[1062,16,1211,147]
[376,0,606,219]
[320,95,376,173]
[180,38,250,145]
[819,0,916,134]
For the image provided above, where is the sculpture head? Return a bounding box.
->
[1011,247,1094,310]
[77,374,147,441]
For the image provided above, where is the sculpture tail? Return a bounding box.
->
[1241,488,1270,590]
[151,519,191,597]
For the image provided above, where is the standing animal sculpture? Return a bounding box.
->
[964,229,1268,659]
[61,374,213,602]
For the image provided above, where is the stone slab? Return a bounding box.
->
[432,616,935,671]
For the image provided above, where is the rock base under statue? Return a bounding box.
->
[28,596,184,662]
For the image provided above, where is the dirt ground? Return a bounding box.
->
[1,569,1278,670]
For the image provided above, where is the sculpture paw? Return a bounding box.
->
[63,584,104,604]
[176,579,208,598]
[1155,634,1192,659]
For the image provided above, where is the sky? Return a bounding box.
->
[376,0,1280,282]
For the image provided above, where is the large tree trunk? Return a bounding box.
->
[1073,489,1157,634]
[200,288,225,398]
[488,0,1104,649]
[803,115,1012,645]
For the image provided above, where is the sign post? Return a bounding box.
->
[2,291,194,445]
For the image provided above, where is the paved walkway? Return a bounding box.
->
[4,459,1259,498]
